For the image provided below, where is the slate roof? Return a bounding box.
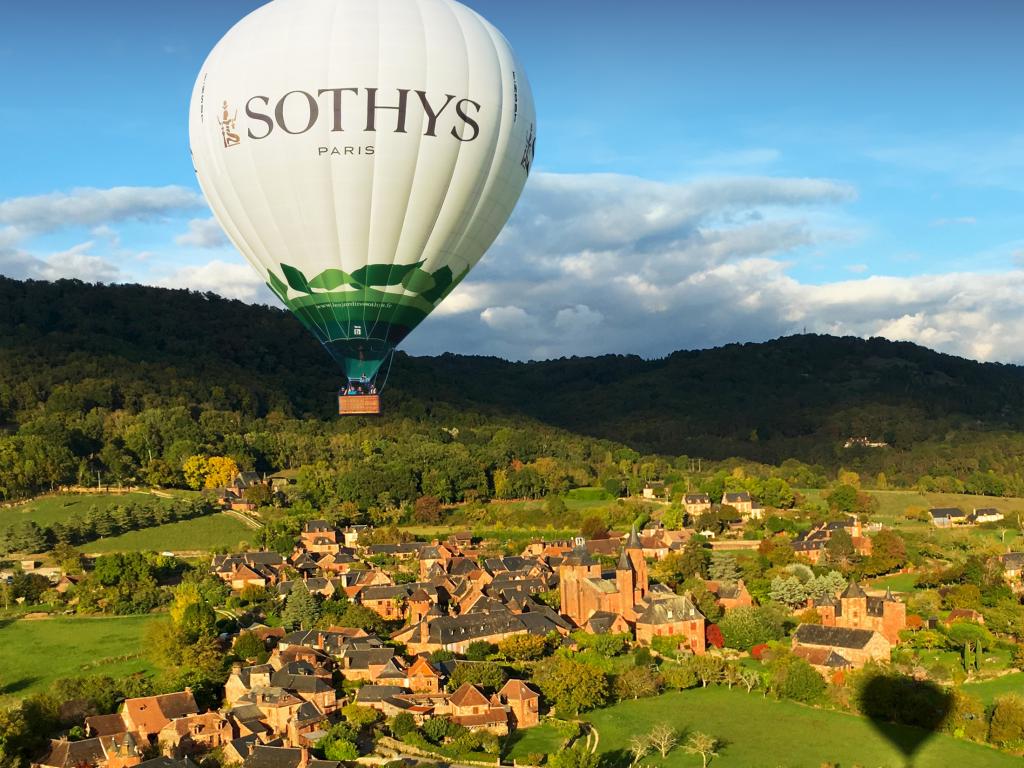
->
[793,646,852,668]
[269,670,333,694]
[137,758,199,768]
[562,544,597,566]
[1000,552,1024,569]
[341,647,396,669]
[303,520,333,533]
[584,610,622,634]
[929,507,965,519]
[636,594,704,625]
[684,494,710,504]
[355,685,408,703]
[840,581,866,599]
[38,738,108,768]
[793,623,879,650]
[243,746,304,768]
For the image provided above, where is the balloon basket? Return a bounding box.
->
[338,393,381,415]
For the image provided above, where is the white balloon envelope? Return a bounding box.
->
[189,0,535,389]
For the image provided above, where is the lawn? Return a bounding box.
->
[584,687,1019,768]
[0,615,159,704]
[81,513,254,554]
[866,572,919,593]
[0,491,194,529]
[504,722,564,761]
[963,672,1024,705]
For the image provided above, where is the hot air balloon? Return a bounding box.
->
[189,0,535,414]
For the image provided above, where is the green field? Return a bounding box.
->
[0,491,196,529]
[962,672,1024,705]
[800,488,1023,547]
[584,687,1018,768]
[0,615,159,704]
[504,722,564,761]
[81,513,254,554]
[866,572,919,593]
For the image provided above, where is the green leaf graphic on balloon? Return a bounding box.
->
[267,261,464,307]
[307,268,356,290]
[281,262,312,293]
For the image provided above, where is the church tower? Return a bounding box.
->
[558,545,600,625]
[616,547,637,616]
[624,525,649,598]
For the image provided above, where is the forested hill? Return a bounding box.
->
[3,276,1024,472]
[405,335,1024,464]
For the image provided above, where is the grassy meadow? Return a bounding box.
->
[80,513,254,554]
[504,722,564,761]
[962,672,1024,705]
[800,488,1023,547]
[0,491,194,529]
[584,687,1019,768]
[0,615,158,705]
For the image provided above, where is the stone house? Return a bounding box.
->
[791,624,890,667]
[634,594,706,654]
[156,713,233,758]
[812,581,906,645]
[497,679,540,729]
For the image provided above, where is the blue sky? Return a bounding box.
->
[2,0,1023,362]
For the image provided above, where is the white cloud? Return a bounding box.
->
[403,171,1024,364]
[0,186,203,235]
[154,259,271,302]
[36,242,122,282]
[0,240,121,283]
[555,304,603,334]
[5,175,1024,367]
[480,305,536,332]
[175,217,229,248]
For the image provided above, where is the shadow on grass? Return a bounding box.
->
[502,729,527,758]
[0,676,39,696]
[861,674,954,767]
[597,749,630,768]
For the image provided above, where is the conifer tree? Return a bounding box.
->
[283,581,319,630]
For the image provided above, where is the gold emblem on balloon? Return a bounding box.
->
[218,101,241,148]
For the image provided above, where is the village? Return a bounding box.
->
[25,478,1024,768]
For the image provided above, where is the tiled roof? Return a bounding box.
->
[499,679,539,700]
[449,683,490,709]
[123,691,198,735]
[84,712,127,736]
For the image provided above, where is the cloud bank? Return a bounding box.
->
[2,176,1023,365]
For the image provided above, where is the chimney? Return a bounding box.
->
[299,747,310,768]
[231,662,242,675]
